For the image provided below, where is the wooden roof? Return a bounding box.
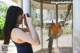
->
[12,0,72,10]
[31,0,72,10]
[33,0,72,4]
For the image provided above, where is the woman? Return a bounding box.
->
[3,6,40,53]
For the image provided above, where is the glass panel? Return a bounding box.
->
[31,1,73,53]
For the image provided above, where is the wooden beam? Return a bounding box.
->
[31,0,72,10]
[12,0,18,4]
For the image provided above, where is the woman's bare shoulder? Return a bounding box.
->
[12,28,22,32]
[11,28,24,35]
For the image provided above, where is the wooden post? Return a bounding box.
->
[56,3,58,48]
[40,0,44,52]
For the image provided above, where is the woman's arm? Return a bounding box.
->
[11,14,40,46]
[19,14,30,32]
[23,14,40,44]
[12,28,40,46]
[25,15,40,45]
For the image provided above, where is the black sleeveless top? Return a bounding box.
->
[13,41,33,53]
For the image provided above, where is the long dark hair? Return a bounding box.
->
[3,6,23,44]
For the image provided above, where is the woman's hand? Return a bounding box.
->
[25,13,32,25]
[23,14,30,32]
[23,14,28,27]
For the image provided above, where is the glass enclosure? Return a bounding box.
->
[31,0,73,53]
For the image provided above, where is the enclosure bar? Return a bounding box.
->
[51,1,72,4]
[40,0,44,50]
[56,4,58,24]
[56,4,59,47]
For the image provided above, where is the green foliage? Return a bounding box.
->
[60,10,72,20]
[0,5,8,12]
[60,14,64,20]
[0,4,9,39]
[63,23,72,34]
[0,4,8,17]
[31,13,40,26]
[0,4,8,29]
[0,29,3,40]
[63,29,72,34]
[0,17,5,29]
[32,18,40,26]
